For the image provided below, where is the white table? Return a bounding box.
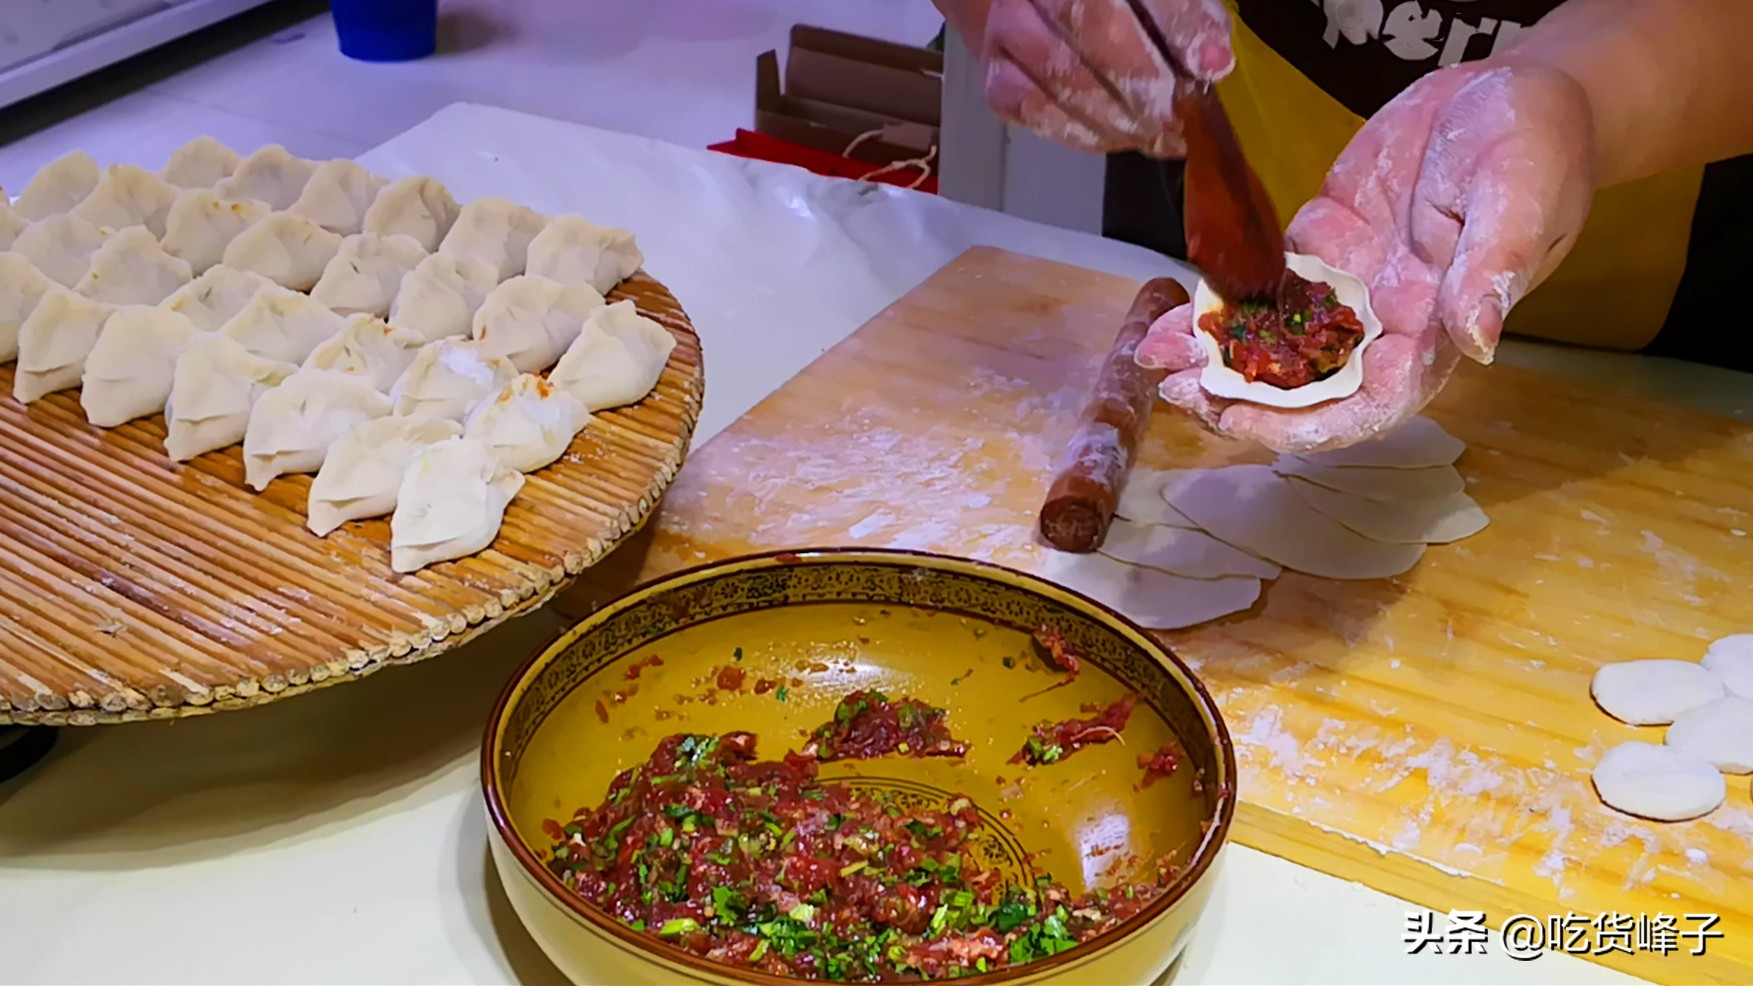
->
[0,103,1689,985]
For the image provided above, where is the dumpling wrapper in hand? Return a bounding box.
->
[302,313,424,390]
[463,373,591,473]
[221,211,345,291]
[81,306,203,427]
[306,414,461,536]
[164,334,298,462]
[214,145,318,210]
[388,338,517,421]
[288,159,388,235]
[242,368,392,491]
[0,252,54,362]
[12,214,109,287]
[160,136,241,189]
[309,231,428,317]
[390,436,525,573]
[362,176,459,252]
[220,286,347,363]
[75,227,193,305]
[388,252,498,343]
[163,266,278,332]
[69,164,178,238]
[469,274,604,373]
[13,287,115,403]
[161,190,272,274]
[548,300,676,411]
[525,215,643,294]
[14,150,100,221]
[437,197,546,282]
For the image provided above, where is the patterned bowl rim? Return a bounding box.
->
[480,547,1238,984]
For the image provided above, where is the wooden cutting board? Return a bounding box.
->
[561,247,1753,984]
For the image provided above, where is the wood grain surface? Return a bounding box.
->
[559,246,1753,984]
[0,272,703,726]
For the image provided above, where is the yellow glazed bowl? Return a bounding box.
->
[482,549,1235,985]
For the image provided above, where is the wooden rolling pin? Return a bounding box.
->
[1038,277,1191,552]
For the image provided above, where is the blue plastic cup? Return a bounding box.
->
[332,0,439,62]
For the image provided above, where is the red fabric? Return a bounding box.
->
[708,130,937,194]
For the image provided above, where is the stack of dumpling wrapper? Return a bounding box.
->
[0,139,677,573]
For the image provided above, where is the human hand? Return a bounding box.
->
[973,0,1233,157]
[1135,62,1596,452]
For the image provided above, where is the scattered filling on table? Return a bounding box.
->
[545,731,1181,982]
[804,690,969,761]
[1136,744,1181,788]
[1197,271,1365,389]
[1010,696,1136,766]
[626,655,665,680]
[1030,624,1082,681]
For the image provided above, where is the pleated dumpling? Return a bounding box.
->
[526,215,643,294]
[548,300,676,412]
[12,214,108,287]
[69,164,178,238]
[220,211,345,291]
[389,436,524,573]
[163,266,278,332]
[309,232,428,317]
[387,338,516,421]
[0,253,53,362]
[0,194,28,249]
[219,287,347,363]
[164,334,298,461]
[289,159,389,235]
[463,373,590,472]
[14,150,100,221]
[388,252,498,343]
[302,313,424,389]
[161,190,272,274]
[13,287,115,403]
[437,197,545,282]
[214,145,318,210]
[469,274,603,373]
[361,175,459,252]
[80,306,202,427]
[75,227,193,305]
[161,136,241,189]
[306,414,461,536]
[242,368,392,490]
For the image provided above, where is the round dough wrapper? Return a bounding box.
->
[1272,458,1465,502]
[1099,517,1281,580]
[1665,696,1753,774]
[1114,468,1200,527]
[1287,479,1488,545]
[1033,549,1261,630]
[1291,416,1466,469]
[1590,659,1724,726]
[1702,633,1753,699]
[1591,741,1725,822]
[1192,252,1383,409]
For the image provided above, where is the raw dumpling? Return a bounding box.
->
[470,274,604,372]
[242,368,392,490]
[306,414,461,536]
[302,313,423,389]
[14,150,100,221]
[0,196,28,249]
[160,136,241,189]
[309,232,428,316]
[13,287,115,403]
[0,253,53,362]
[80,306,202,427]
[463,373,590,472]
[388,252,498,343]
[161,190,272,274]
[288,159,388,235]
[164,334,297,461]
[526,215,643,294]
[162,266,278,332]
[69,164,178,238]
[75,227,193,305]
[361,175,459,252]
[12,214,108,287]
[390,436,525,573]
[214,145,317,210]
[437,197,545,282]
[220,212,345,291]
[387,338,516,421]
[220,288,347,363]
[548,300,676,411]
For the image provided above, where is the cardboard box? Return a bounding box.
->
[753,25,941,167]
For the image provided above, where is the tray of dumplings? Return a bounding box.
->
[0,139,704,725]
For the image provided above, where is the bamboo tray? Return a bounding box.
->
[0,272,704,726]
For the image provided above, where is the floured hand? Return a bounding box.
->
[1137,62,1595,452]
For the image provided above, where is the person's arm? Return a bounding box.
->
[1499,0,1753,188]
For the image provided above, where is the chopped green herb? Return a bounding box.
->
[658,917,699,936]
[775,686,789,702]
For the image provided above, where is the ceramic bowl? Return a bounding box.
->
[482,548,1235,984]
